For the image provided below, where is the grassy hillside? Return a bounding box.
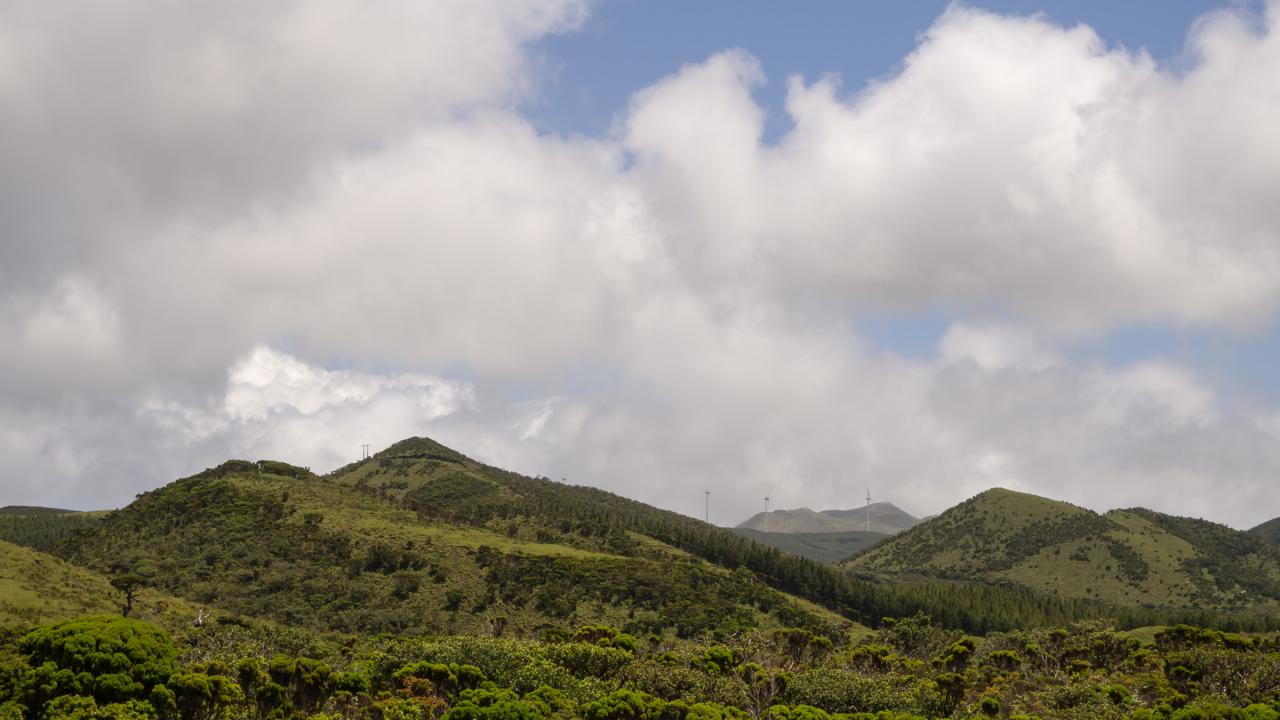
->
[843,488,1280,615]
[0,540,197,627]
[730,529,889,564]
[1253,517,1280,547]
[58,449,854,641]
[737,502,919,535]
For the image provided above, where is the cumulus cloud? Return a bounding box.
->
[623,4,1280,333]
[3,2,1280,529]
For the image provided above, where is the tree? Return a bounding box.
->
[110,574,148,618]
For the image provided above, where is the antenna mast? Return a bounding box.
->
[865,488,871,532]
[764,496,770,533]
[705,490,710,524]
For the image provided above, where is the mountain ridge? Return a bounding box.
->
[737,502,919,535]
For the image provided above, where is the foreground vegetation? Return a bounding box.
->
[3,613,1279,719]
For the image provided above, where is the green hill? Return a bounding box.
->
[53,441,1280,637]
[57,444,855,640]
[730,529,889,563]
[0,540,198,627]
[842,488,1280,615]
[1252,517,1280,547]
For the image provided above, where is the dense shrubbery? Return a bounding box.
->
[4,614,1280,719]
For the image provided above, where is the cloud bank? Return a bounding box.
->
[2,1,1280,527]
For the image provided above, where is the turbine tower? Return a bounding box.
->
[865,488,871,533]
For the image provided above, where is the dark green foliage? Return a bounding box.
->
[4,614,1280,720]
[394,661,488,698]
[1103,536,1150,583]
[1251,517,1280,547]
[20,616,177,689]
[0,511,103,553]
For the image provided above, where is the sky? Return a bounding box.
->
[2,0,1280,529]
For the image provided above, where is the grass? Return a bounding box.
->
[0,540,200,629]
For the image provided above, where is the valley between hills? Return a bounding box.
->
[3,436,1280,719]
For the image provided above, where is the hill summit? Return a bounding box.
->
[843,487,1280,613]
[737,502,919,535]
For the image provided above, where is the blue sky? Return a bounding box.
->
[529,0,1220,140]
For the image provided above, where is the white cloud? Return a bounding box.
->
[939,323,1060,371]
[619,5,1280,332]
[2,2,1280,530]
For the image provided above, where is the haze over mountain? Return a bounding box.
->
[737,503,919,535]
[729,529,889,564]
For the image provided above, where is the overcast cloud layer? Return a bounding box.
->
[2,1,1280,527]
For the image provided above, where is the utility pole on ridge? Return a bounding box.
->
[865,488,871,533]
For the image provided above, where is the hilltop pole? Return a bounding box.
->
[764,496,770,533]
[865,488,871,532]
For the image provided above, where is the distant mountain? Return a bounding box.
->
[843,487,1280,614]
[737,502,919,535]
[1252,517,1280,547]
[0,505,78,515]
[729,528,889,564]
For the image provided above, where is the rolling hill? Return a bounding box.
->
[842,488,1280,615]
[51,440,1280,637]
[57,441,855,640]
[736,502,919,535]
[729,529,888,564]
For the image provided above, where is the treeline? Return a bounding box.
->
[0,511,102,553]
